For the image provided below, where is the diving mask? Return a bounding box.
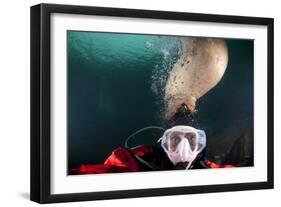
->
[161,125,206,169]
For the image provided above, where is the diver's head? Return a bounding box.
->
[167,103,199,128]
[161,125,206,169]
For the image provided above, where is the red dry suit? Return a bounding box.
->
[72,145,234,174]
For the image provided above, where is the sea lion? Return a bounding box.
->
[164,37,228,119]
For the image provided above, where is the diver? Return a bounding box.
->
[121,104,211,171]
[72,105,233,175]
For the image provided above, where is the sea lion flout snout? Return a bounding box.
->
[164,37,228,120]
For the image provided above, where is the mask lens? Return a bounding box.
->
[166,131,197,152]
[184,132,197,151]
[167,131,183,152]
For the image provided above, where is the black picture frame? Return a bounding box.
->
[30,3,274,204]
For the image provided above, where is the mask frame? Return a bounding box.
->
[161,125,206,169]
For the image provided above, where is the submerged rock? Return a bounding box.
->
[205,123,253,166]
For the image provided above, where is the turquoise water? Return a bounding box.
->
[67,31,253,172]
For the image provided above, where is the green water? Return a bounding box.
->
[67,31,253,172]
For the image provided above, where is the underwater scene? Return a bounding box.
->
[67,31,253,175]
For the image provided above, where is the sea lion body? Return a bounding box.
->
[164,38,228,119]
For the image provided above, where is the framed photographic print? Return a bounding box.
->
[30,3,274,203]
